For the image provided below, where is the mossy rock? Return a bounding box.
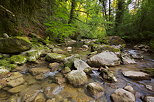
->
[0,59,17,70]
[107,36,126,46]
[26,50,41,62]
[45,53,66,62]
[10,55,27,65]
[91,44,120,53]
[0,37,32,54]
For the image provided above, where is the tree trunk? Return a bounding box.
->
[68,0,76,24]
[114,0,125,34]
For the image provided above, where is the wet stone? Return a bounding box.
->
[66,70,88,87]
[122,71,150,80]
[86,82,104,98]
[144,96,154,102]
[8,84,27,93]
[6,72,25,87]
[29,67,50,76]
[111,88,135,102]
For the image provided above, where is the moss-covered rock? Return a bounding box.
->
[107,36,126,46]
[91,44,120,53]
[0,59,17,70]
[26,50,41,62]
[10,55,27,65]
[0,37,32,54]
[45,53,66,62]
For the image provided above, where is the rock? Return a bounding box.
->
[66,70,88,87]
[53,48,66,54]
[3,33,9,38]
[46,99,56,102]
[6,72,25,87]
[64,54,80,67]
[88,51,121,67]
[83,67,93,75]
[29,67,50,76]
[44,84,64,98]
[0,37,32,54]
[0,66,9,73]
[74,59,90,71]
[20,85,43,102]
[66,47,72,52]
[145,85,154,91]
[49,62,60,72]
[26,50,41,62]
[121,53,136,64]
[144,96,154,102]
[53,74,66,85]
[86,82,104,98]
[64,38,77,46]
[33,93,46,102]
[124,86,135,94]
[100,67,117,82]
[8,84,27,93]
[128,50,143,59]
[107,36,126,46]
[134,44,150,52]
[111,88,135,102]
[122,71,150,80]
[91,44,120,53]
[62,67,71,74]
[45,53,66,62]
[82,45,89,50]
[10,55,27,65]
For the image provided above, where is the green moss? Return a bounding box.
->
[15,36,31,43]
[10,55,27,64]
[45,53,66,62]
[91,44,120,52]
[0,59,17,70]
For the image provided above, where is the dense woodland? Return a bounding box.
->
[0,0,154,44]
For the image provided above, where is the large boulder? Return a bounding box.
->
[0,37,32,54]
[74,59,90,71]
[122,71,150,80]
[86,82,104,98]
[66,70,88,87]
[111,88,135,102]
[88,51,121,67]
[45,53,66,62]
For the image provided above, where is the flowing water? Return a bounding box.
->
[0,46,154,102]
